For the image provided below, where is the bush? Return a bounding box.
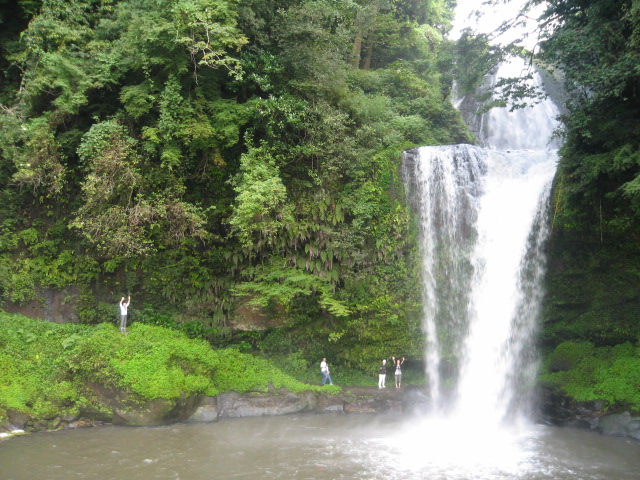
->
[540,340,640,412]
[0,312,327,426]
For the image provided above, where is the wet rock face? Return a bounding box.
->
[215,391,314,418]
[538,386,580,426]
[112,395,203,426]
[3,286,81,324]
[85,382,203,427]
[538,386,640,441]
[598,412,640,440]
[183,387,409,423]
[2,386,411,434]
[5,410,30,430]
[187,396,219,423]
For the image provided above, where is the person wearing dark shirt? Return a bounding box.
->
[378,359,387,389]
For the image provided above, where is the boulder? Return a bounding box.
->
[112,395,202,426]
[216,390,312,418]
[187,396,219,423]
[625,419,640,440]
[316,394,344,413]
[86,382,202,426]
[340,389,403,414]
[537,384,577,425]
[598,411,632,437]
[5,410,30,430]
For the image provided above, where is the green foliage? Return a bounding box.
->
[228,146,293,248]
[65,322,219,399]
[523,1,640,404]
[0,312,86,421]
[0,312,325,426]
[171,0,247,79]
[454,31,502,97]
[211,348,337,394]
[9,117,66,196]
[0,0,473,379]
[233,259,349,317]
[542,230,640,348]
[529,0,640,235]
[540,340,640,412]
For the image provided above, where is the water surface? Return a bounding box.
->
[2,414,639,480]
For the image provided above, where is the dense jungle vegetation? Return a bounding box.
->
[0,313,338,427]
[0,0,639,420]
[530,0,640,409]
[0,0,470,379]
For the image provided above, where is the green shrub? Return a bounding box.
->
[211,348,336,394]
[540,340,640,412]
[0,313,84,421]
[0,311,327,426]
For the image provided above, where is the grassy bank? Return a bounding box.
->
[0,312,335,428]
[539,340,640,413]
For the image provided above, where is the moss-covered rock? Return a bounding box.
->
[542,232,640,347]
[539,340,640,414]
[0,312,328,431]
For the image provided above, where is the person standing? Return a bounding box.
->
[378,359,387,389]
[119,295,131,333]
[320,357,333,385]
[393,356,405,389]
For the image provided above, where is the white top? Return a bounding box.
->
[119,299,130,315]
[320,360,328,373]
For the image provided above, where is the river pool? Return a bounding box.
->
[1,414,639,480]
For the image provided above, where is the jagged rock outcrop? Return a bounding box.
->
[539,385,640,441]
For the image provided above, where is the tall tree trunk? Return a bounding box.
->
[352,28,363,68]
[363,33,375,70]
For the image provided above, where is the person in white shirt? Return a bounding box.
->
[320,358,333,385]
[378,359,387,389]
[119,295,131,333]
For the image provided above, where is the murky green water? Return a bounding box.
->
[1,414,639,480]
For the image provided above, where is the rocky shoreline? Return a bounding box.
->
[539,386,640,441]
[2,385,639,442]
[0,385,409,439]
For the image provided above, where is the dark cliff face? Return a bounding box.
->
[540,228,640,348]
[3,287,81,324]
[536,224,640,418]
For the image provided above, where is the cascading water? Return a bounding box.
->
[402,57,560,426]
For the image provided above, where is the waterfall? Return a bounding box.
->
[402,58,560,423]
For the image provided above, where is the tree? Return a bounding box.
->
[532,0,640,233]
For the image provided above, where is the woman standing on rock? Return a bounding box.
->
[119,295,131,333]
[393,356,405,389]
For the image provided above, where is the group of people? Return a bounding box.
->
[319,356,406,388]
[120,299,408,390]
[378,356,405,389]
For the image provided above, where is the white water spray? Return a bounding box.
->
[402,60,560,425]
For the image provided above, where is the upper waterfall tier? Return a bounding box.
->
[456,58,562,152]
